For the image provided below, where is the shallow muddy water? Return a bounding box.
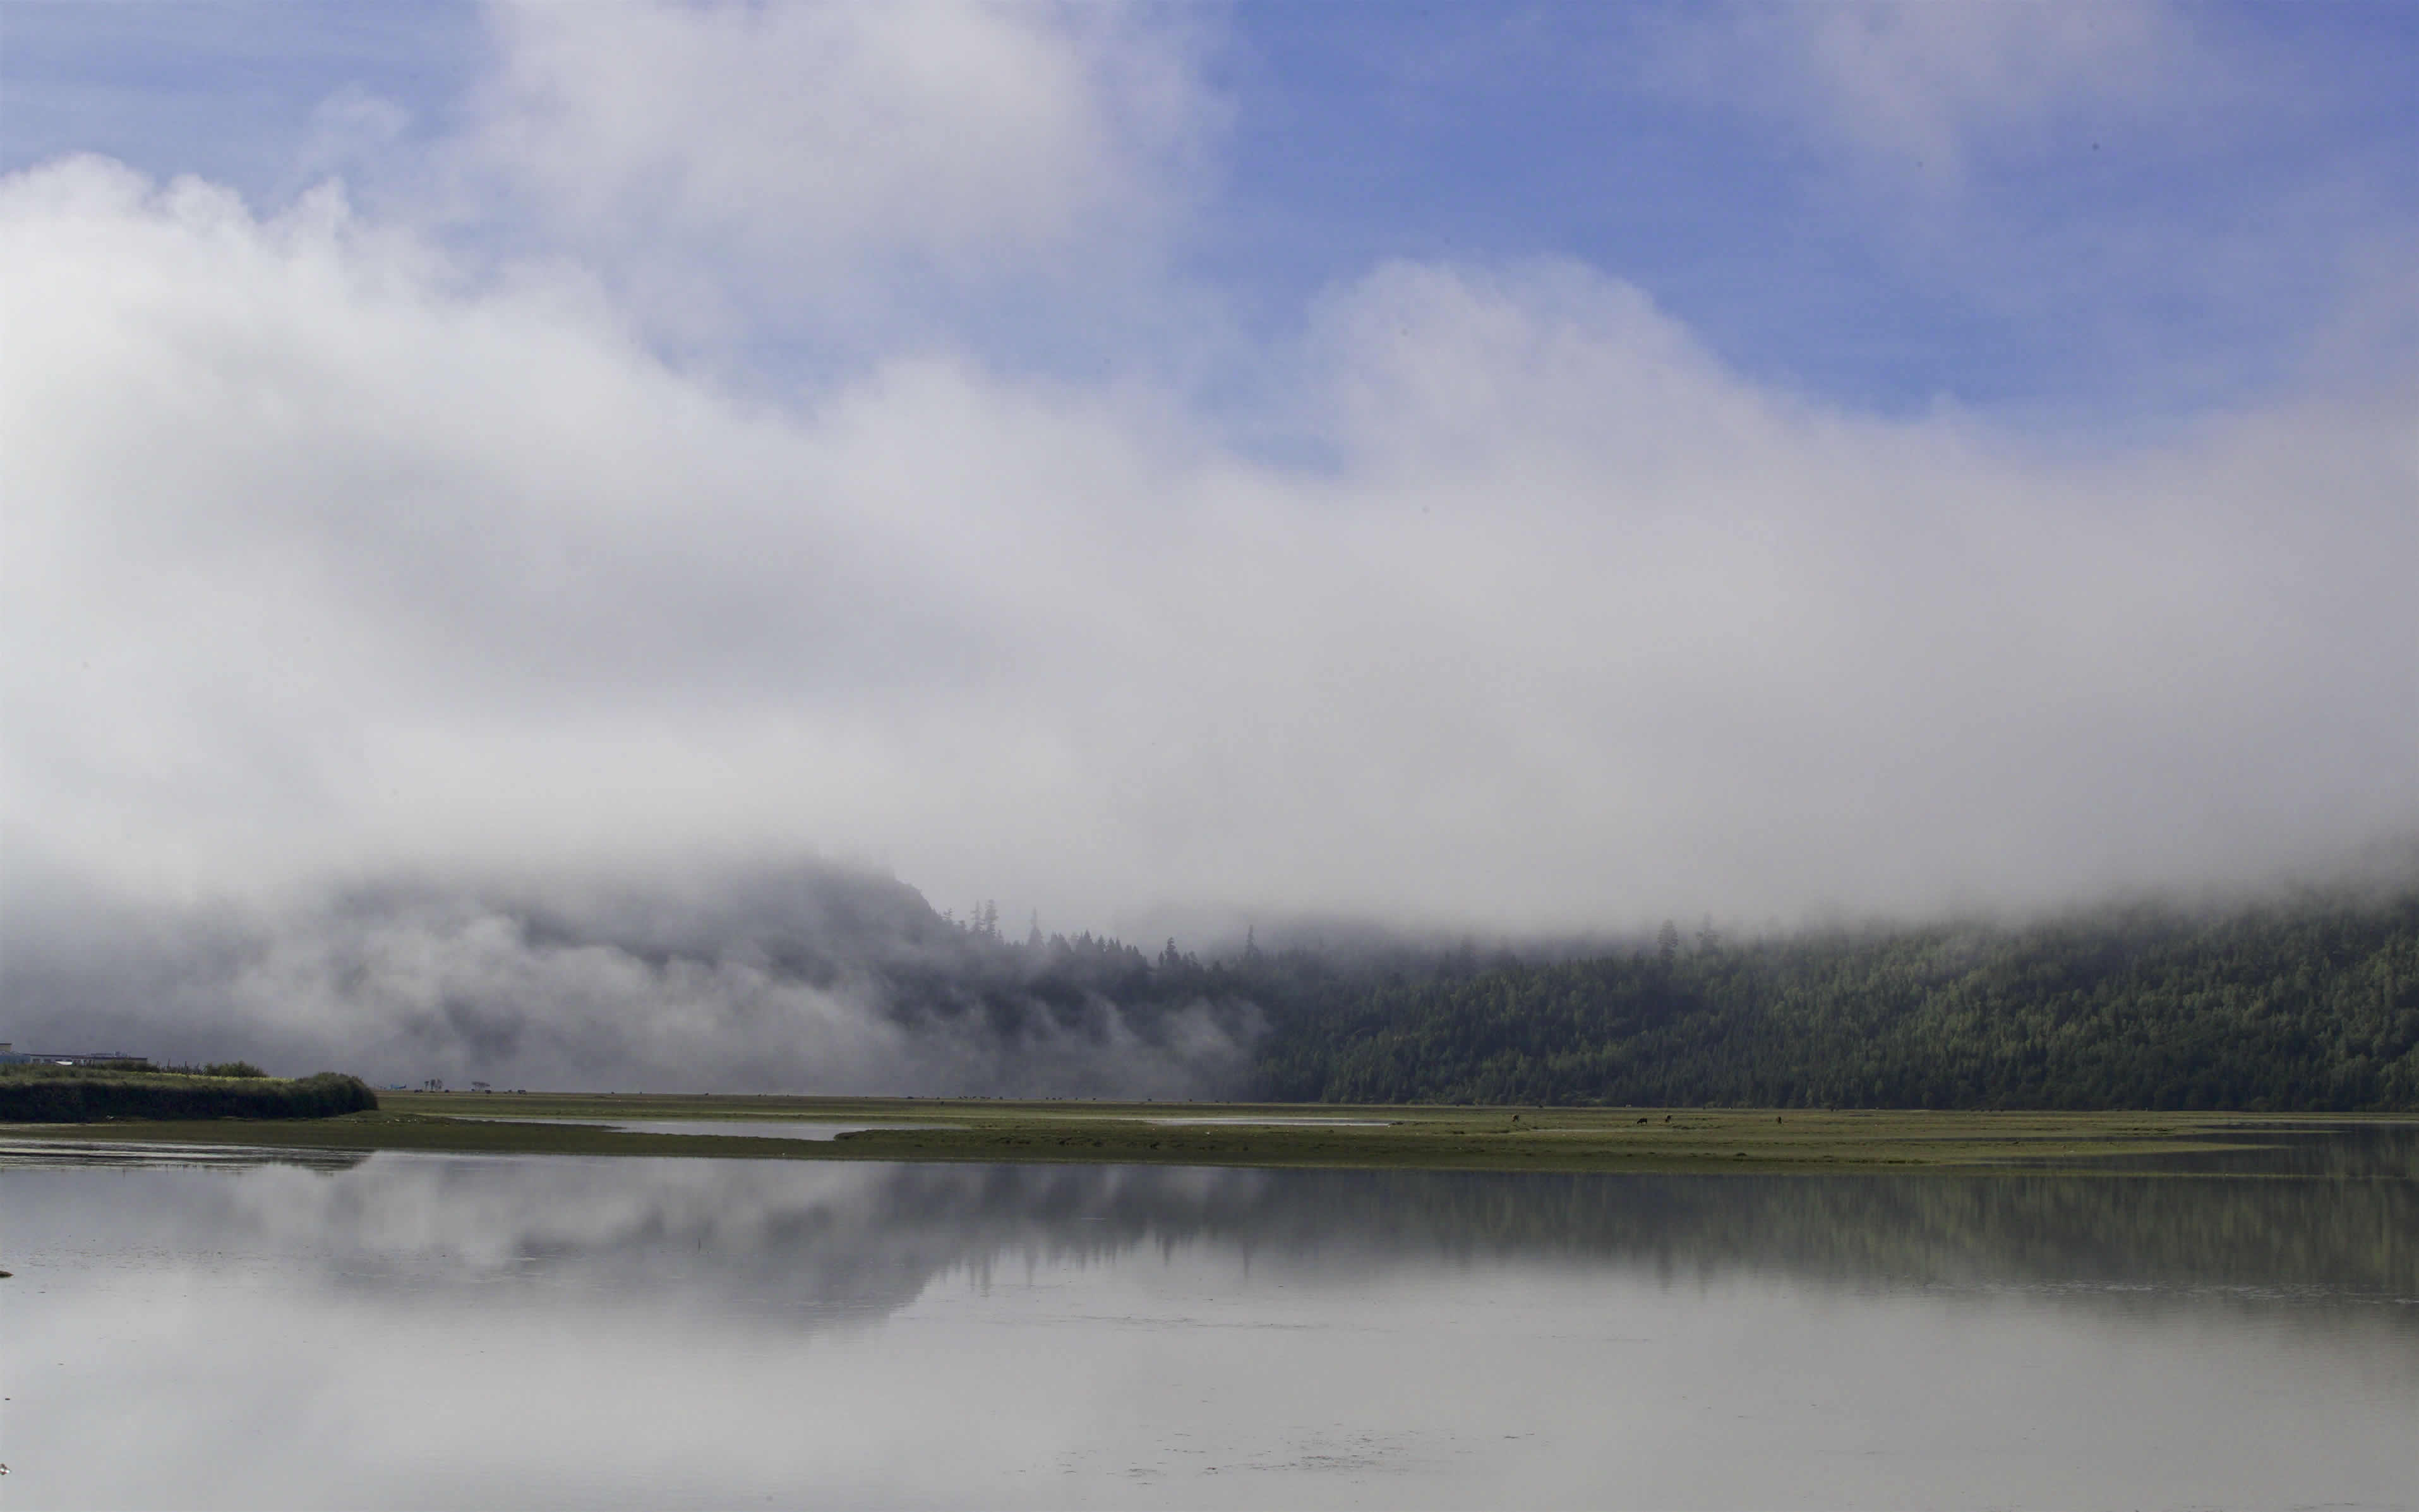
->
[2,1135,2413,1509]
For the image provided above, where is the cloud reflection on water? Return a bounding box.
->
[4,1151,2414,1508]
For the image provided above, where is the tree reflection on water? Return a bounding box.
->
[9,1124,2411,1330]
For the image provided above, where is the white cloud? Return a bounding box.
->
[455,0,1215,337]
[6,156,2413,940]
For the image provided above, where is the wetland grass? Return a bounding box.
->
[8,1090,2408,1174]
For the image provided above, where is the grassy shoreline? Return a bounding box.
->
[6,1092,2412,1173]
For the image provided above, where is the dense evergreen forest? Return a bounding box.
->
[975,879,2419,1112]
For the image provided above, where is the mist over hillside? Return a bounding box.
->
[6,849,2415,1109]
[0,858,1261,1096]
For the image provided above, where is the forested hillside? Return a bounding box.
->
[1228,888,2419,1111]
[23,856,2411,1108]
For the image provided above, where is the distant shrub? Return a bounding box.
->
[202,1061,267,1078]
[0,1065,378,1122]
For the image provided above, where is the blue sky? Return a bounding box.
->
[1218,3,2418,418]
[8,1,2413,425]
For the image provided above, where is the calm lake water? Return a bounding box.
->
[3,1130,2414,1509]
